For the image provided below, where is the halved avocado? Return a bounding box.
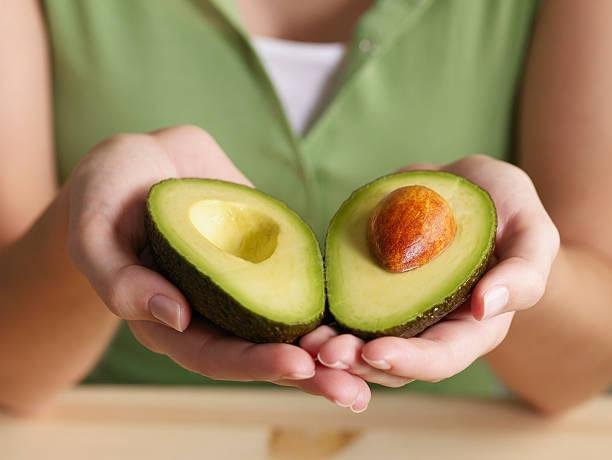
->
[326,171,497,339]
[145,179,325,343]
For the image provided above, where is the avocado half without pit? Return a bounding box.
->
[326,171,497,340]
[145,179,325,343]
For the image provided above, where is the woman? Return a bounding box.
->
[1,0,610,415]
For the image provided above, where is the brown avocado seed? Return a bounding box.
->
[368,185,457,272]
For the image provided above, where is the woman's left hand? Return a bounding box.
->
[300,155,560,388]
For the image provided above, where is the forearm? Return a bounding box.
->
[486,244,612,413]
[0,186,119,414]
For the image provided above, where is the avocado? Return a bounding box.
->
[325,171,496,339]
[145,179,325,343]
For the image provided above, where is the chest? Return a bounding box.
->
[46,0,537,240]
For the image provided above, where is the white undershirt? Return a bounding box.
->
[251,36,347,136]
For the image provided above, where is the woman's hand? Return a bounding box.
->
[301,155,560,389]
[67,125,370,411]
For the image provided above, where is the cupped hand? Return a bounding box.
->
[302,155,560,388]
[67,125,370,411]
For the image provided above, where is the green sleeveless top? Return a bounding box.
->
[43,0,539,397]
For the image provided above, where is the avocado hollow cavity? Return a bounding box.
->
[146,179,325,343]
[189,200,279,264]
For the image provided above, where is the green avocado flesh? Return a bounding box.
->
[326,171,497,339]
[146,179,325,343]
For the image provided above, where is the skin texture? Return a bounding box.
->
[0,0,610,416]
[0,0,55,243]
[368,184,457,273]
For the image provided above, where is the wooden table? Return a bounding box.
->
[1,386,610,459]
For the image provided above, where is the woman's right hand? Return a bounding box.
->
[67,125,370,412]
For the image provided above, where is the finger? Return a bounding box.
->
[299,325,338,357]
[471,215,560,320]
[129,319,316,381]
[317,334,413,388]
[70,214,191,331]
[133,319,371,412]
[361,312,513,382]
[151,125,253,186]
[437,155,559,319]
[111,264,191,331]
[279,365,371,413]
[348,384,371,413]
[317,334,364,370]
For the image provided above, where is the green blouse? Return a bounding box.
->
[43,0,539,397]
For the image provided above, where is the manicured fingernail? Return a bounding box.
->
[361,354,391,370]
[317,353,349,370]
[283,369,316,380]
[350,392,368,414]
[333,399,352,408]
[482,286,509,320]
[149,295,184,332]
[350,404,368,414]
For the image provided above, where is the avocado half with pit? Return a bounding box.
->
[326,171,497,339]
[145,179,325,343]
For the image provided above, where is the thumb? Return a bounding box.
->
[108,263,191,332]
[69,217,191,332]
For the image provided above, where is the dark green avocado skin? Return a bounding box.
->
[145,205,323,344]
[332,247,493,340]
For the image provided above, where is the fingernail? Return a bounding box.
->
[149,295,184,332]
[333,399,352,409]
[317,353,349,370]
[482,286,509,320]
[350,404,368,414]
[350,392,369,414]
[283,369,316,380]
[361,354,392,370]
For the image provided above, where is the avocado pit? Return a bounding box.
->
[368,185,457,272]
